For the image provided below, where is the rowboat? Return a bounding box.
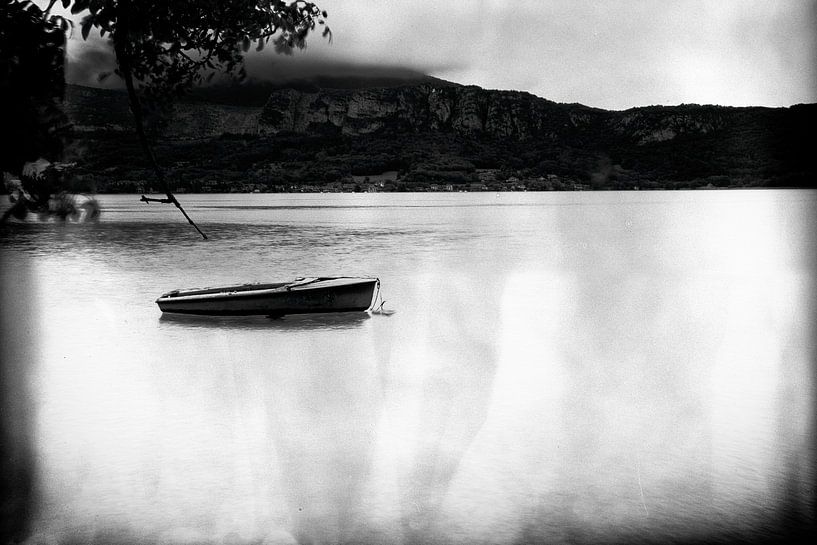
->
[156,277,380,317]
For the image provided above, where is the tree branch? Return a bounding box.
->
[114,7,207,240]
[43,0,58,17]
[140,195,172,204]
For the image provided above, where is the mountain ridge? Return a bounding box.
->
[62,81,816,191]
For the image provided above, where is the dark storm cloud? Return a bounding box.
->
[65,37,445,91]
[242,54,448,88]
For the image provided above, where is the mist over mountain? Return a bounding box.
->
[66,45,454,100]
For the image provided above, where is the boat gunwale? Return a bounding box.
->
[157,277,378,303]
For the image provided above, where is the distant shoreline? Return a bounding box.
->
[85,186,816,195]
[10,186,809,197]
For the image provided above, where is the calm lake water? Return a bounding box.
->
[1,191,815,545]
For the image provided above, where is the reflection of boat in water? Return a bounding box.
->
[158,311,372,331]
[156,277,379,317]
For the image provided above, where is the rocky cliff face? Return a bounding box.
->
[610,106,728,144]
[165,102,263,138]
[258,84,593,141]
[65,83,814,155]
[254,84,758,146]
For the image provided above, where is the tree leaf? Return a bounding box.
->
[81,17,93,40]
[70,0,89,14]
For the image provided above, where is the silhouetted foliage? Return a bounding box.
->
[61,0,331,236]
[0,1,70,174]
[0,1,98,223]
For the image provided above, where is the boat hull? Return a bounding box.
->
[156,277,379,316]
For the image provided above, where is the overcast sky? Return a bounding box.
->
[63,0,816,110]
